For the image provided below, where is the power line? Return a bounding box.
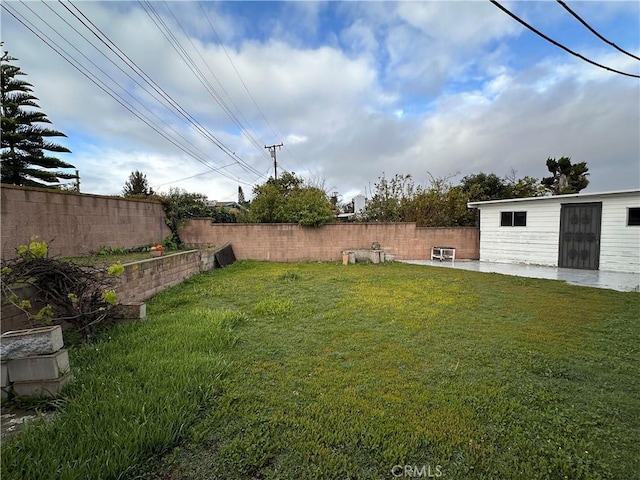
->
[2,2,252,185]
[163,1,270,162]
[64,0,245,169]
[33,1,220,169]
[145,2,267,182]
[197,1,302,174]
[138,0,266,180]
[60,0,263,181]
[490,0,640,79]
[34,1,243,181]
[557,0,640,62]
[152,162,236,188]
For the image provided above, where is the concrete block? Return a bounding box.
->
[12,371,73,398]
[0,325,64,360]
[7,349,70,382]
[1,362,8,387]
[112,302,147,320]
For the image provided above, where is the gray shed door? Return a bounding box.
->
[558,202,602,270]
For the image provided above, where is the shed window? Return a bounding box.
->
[629,207,640,226]
[500,211,527,227]
[514,211,527,226]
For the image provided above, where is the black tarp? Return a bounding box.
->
[214,243,236,268]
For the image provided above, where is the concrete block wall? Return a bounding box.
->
[0,184,171,258]
[181,221,480,262]
[115,248,220,303]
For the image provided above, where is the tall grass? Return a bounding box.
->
[1,306,245,480]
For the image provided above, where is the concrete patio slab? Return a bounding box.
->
[400,260,640,292]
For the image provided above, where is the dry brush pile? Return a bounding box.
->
[1,237,124,342]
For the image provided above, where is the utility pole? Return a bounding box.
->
[265,143,283,179]
[74,169,80,192]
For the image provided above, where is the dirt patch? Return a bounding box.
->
[1,408,54,442]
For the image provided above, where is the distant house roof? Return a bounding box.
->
[214,201,247,211]
[335,213,357,223]
[468,189,640,208]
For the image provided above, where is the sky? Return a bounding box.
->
[2,0,639,203]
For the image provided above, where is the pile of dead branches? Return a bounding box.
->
[1,257,120,342]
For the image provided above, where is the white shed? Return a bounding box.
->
[468,190,640,274]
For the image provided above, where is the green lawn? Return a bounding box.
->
[2,261,639,480]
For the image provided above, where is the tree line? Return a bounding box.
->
[120,158,589,235]
[356,164,589,227]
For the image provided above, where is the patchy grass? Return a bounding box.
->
[2,261,639,480]
[144,262,639,480]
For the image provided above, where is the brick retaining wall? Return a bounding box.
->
[0,185,171,258]
[181,221,479,262]
[114,249,218,303]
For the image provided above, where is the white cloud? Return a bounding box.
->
[286,134,308,145]
[1,0,637,203]
[340,18,379,58]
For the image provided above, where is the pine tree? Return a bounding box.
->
[1,52,75,188]
[238,185,247,206]
[123,170,154,197]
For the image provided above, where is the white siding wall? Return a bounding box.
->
[479,202,561,266]
[599,195,640,273]
[477,192,640,273]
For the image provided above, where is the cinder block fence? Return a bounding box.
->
[0,184,170,258]
[181,221,480,262]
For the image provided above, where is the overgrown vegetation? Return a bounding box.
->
[1,237,123,342]
[2,261,638,480]
[248,172,336,226]
[158,187,237,246]
[359,170,546,226]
